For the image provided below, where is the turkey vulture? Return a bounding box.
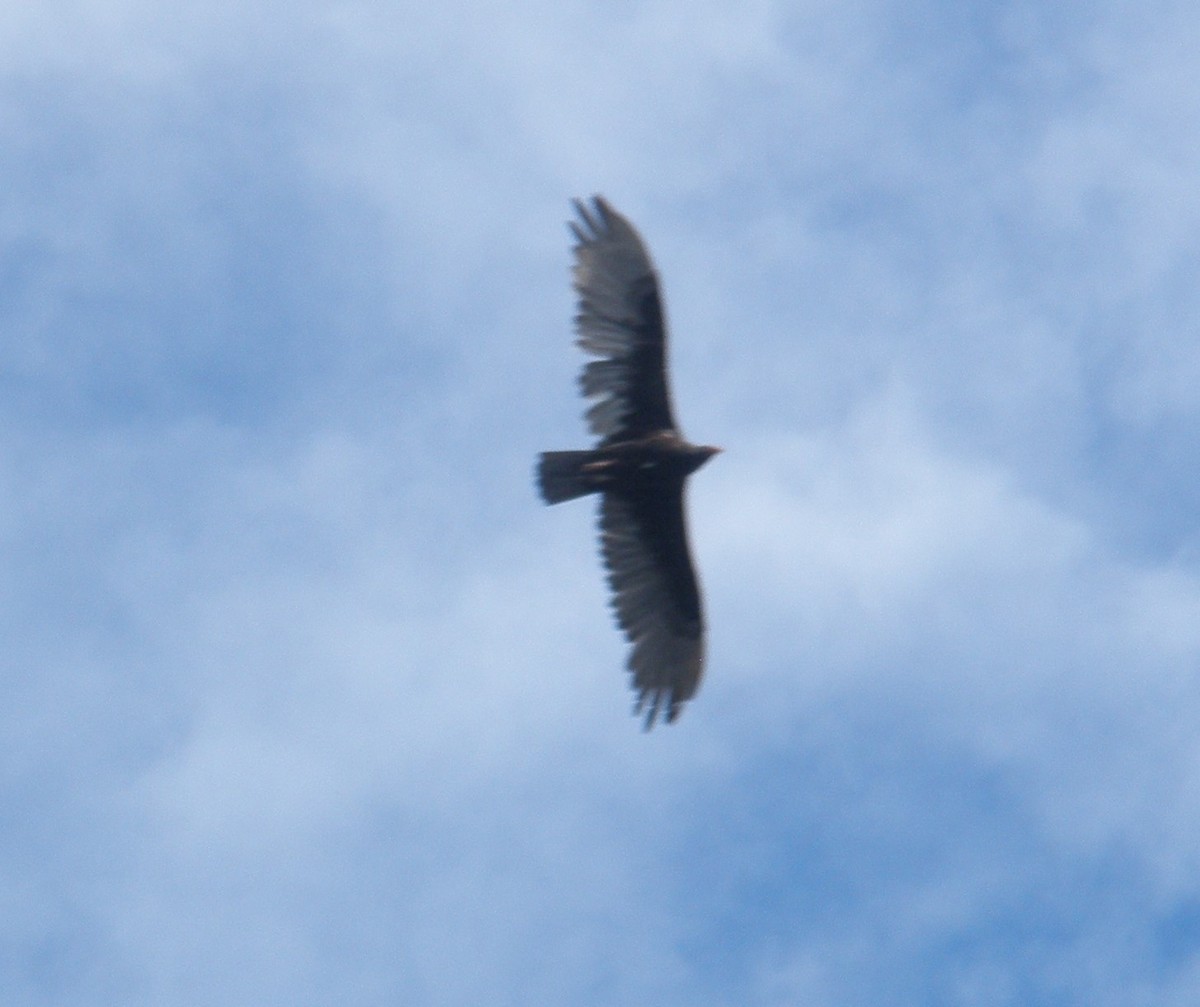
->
[536,196,719,728]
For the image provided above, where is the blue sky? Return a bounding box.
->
[5,1,1200,1004]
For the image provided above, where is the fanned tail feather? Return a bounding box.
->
[537,451,600,504]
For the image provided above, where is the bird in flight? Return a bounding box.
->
[536,196,720,728]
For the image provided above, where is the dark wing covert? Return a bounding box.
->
[599,478,704,727]
[570,196,679,444]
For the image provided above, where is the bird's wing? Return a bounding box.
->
[599,480,704,727]
[570,196,679,444]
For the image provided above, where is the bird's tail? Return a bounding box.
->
[537,451,601,504]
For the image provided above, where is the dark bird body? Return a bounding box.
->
[536,197,719,728]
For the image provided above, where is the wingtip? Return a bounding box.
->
[569,195,617,242]
[637,693,659,731]
[633,687,684,730]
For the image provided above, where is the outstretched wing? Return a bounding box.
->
[599,477,705,727]
[570,196,679,444]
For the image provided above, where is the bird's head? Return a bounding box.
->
[690,444,721,472]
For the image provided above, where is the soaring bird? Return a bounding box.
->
[536,196,719,728]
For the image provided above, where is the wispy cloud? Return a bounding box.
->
[4,1,1200,1004]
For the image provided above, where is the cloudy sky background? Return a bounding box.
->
[5,2,1200,1004]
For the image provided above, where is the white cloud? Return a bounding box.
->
[6,1,1200,1004]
